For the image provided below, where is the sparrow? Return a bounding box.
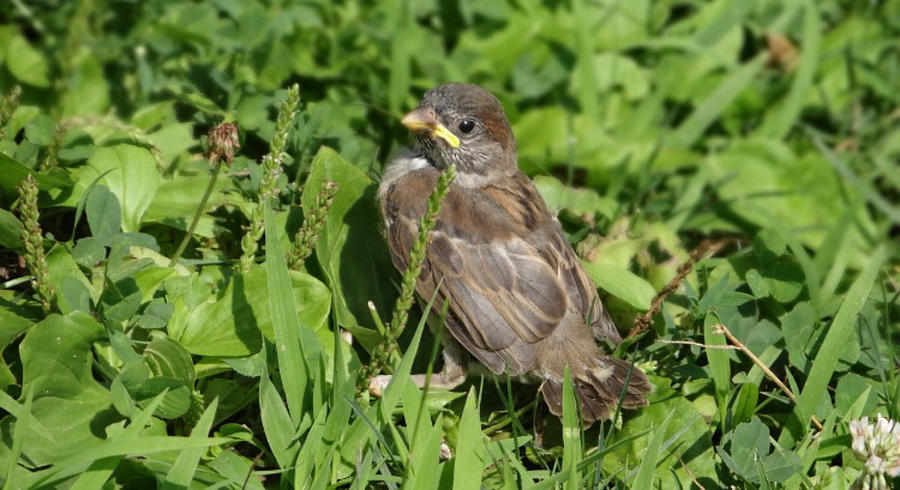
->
[374,83,651,423]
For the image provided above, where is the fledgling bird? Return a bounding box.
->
[374,83,651,423]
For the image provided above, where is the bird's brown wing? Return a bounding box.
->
[426,231,566,348]
[382,170,607,375]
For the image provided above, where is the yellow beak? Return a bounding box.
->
[401,107,460,148]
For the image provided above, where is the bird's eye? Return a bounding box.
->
[458,119,475,134]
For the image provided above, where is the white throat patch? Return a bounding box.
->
[378,148,431,201]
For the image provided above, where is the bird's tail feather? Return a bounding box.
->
[540,357,651,424]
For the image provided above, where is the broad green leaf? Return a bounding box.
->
[144,173,230,237]
[144,331,195,385]
[6,36,50,87]
[834,373,877,418]
[0,291,40,349]
[85,184,122,246]
[149,122,195,165]
[693,0,756,47]
[13,312,117,466]
[781,302,817,370]
[761,449,804,483]
[60,54,110,117]
[99,277,142,324]
[534,175,616,220]
[71,237,107,268]
[387,13,413,113]
[80,144,160,232]
[581,261,656,311]
[132,379,192,420]
[0,208,23,250]
[745,269,770,298]
[571,0,598,120]
[168,265,330,356]
[756,256,805,303]
[708,140,854,253]
[569,53,650,101]
[45,245,94,314]
[136,300,173,330]
[25,114,55,146]
[302,147,394,345]
[0,153,73,195]
[730,417,770,480]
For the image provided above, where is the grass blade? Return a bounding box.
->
[453,388,486,490]
[571,0,598,120]
[791,245,886,437]
[259,366,299,470]
[630,409,674,489]
[668,53,767,148]
[3,385,32,490]
[531,428,652,490]
[68,391,169,490]
[162,398,220,489]
[264,201,322,422]
[704,312,731,429]
[756,0,820,139]
[561,366,583,489]
[27,436,230,488]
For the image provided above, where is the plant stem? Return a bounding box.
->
[169,158,223,267]
[713,323,823,432]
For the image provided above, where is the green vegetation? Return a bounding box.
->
[0,0,898,487]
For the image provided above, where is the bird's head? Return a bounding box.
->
[402,83,517,185]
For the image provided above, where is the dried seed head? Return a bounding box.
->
[208,122,240,165]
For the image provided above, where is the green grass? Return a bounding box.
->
[0,0,898,488]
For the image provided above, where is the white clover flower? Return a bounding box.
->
[851,417,869,456]
[848,414,900,489]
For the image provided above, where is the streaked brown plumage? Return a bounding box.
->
[375,83,651,422]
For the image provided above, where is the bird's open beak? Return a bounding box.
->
[401,107,460,148]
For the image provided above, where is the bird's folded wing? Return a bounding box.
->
[387,207,569,352]
[426,231,568,351]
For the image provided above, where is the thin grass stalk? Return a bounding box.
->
[16,175,54,312]
[359,164,455,386]
[169,122,239,266]
[240,84,300,271]
[288,180,338,269]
